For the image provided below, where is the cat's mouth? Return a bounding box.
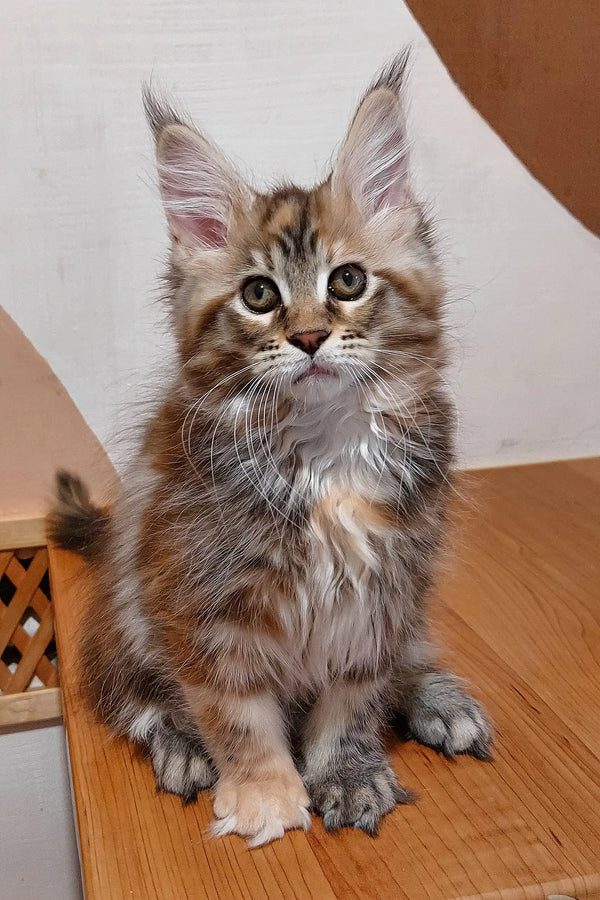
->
[294,364,336,384]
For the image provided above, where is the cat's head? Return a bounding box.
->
[146,53,444,414]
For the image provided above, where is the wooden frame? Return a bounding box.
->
[0,687,62,728]
[0,515,47,552]
[0,515,61,729]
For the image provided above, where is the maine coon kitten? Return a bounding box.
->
[50,53,492,846]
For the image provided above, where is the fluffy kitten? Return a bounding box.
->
[50,53,492,846]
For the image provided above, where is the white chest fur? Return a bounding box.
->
[277,391,398,686]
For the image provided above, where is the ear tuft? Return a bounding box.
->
[365,49,411,97]
[333,50,412,218]
[143,84,190,142]
[143,85,250,251]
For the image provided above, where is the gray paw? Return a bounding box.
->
[306,759,413,836]
[404,673,493,760]
[149,719,216,804]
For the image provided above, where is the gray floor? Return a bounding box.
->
[0,724,82,900]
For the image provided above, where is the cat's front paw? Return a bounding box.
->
[211,767,311,847]
[402,672,493,760]
[306,760,413,836]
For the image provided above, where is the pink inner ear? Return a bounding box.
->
[159,132,230,250]
[372,128,409,213]
[163,175,228,249]
[170,212,227,249]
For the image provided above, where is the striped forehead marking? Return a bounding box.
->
[262,192,318,262]
[253,191,325,305]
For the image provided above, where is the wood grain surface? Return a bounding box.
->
[49,459,600,899]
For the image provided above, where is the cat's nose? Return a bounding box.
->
[288,329,331,356]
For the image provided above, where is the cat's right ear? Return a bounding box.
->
[143,87,251,251]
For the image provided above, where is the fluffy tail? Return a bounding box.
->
[47,470,111,563]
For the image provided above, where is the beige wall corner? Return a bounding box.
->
[0,307,118,519]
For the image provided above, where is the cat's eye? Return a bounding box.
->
[242,277,281,313]
[328,264,367,301]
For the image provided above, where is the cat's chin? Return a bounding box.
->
[288,363,349,404]
[294,363,337,384]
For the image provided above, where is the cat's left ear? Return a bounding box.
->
[144,87,252,251]
[332,52,412,217]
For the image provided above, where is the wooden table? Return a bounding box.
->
[49,459,600,899]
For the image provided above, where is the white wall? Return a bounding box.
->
[2,0,599,468]
[0,725,82,900]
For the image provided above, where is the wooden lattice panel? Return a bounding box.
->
[0,546,59,694]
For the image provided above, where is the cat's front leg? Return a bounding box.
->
[301,678,413,835]
[184,685,310,847]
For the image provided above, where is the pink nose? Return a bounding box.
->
[288,329,330,356]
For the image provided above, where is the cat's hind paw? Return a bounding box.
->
[148,718,216,804]
[398,672,493,761]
